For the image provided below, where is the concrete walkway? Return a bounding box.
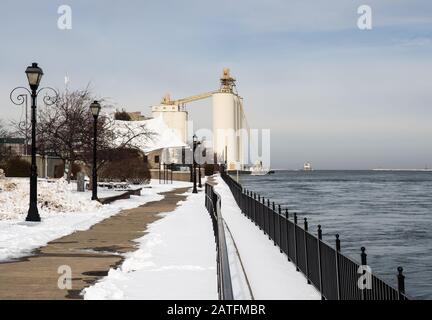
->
[0,187,189,300]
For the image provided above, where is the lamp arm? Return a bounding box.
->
[37,87,59,106]
[10,87,31,106]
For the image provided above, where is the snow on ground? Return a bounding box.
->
[214,175,321,300]
[224,222,253,300]
[0,178,191,262]
[83,189,217,300]
[0,178,101,220]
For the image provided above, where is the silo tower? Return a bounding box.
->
[152,93,189,143]
[212,69,245,170]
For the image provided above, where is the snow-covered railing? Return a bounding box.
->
[205,183,234,300]
[220,171,410,301]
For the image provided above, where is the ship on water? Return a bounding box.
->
[250,160,270,176]
[303,162,313,171]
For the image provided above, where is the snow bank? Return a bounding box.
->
[0,178,102,220]
[213,175,320,300]
[84,190,217,300]
[0,179,191,262]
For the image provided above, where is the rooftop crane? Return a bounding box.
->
[160,68,238,107]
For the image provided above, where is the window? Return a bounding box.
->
[154,155,160,164]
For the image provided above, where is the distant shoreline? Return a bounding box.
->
[268,169,432,172]
[372,168,432,172]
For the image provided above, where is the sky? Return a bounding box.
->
[1,0,432,169]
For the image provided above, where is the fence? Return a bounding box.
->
[205,183,234,300]
[221,171,410,300]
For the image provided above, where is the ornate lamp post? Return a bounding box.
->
[198,143,202,188]
[192,134,198,193]
[10,63,58,222]
[198,163,202,188]
[90,100,101,201]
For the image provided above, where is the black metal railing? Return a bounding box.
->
[220,171,410,300]
[205,183,234,300]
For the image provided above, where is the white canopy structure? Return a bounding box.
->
[112,115,187,154]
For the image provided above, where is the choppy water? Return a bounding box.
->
[237,170,432,299]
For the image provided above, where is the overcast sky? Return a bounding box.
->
[1,0,432,169]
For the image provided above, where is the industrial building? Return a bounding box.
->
[115,68,250,176]
[155,68,248,171]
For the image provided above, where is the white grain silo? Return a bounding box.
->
[212,69,245,170]
[152,94,188,143]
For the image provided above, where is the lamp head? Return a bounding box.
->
[90,100,101,117]
[25,63,44,91]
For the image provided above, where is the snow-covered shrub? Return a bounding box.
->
[0,178,101,220]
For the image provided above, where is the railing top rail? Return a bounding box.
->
[205,182,234,300]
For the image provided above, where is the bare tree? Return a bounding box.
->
[27,87,156,183]
[79,116,156,186]
[0,120,9,165]
[0,120,8,137]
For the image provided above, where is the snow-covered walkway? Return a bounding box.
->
[84,189,217,300]
[0,179,190,262]
[214,175,320,300]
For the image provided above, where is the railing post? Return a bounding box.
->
[304,218,310,284]
[248,190,252,220]
[317,225,324,300]
[285,208,290,261]
[294,213,299,271]
[240,187,243,212]
[249,191,253,221]
[278,205,283,253]
[397,267,405,300]
[272,202,276,245]
[245,190,249,219]
[253,193,257,225]
[258,195,262,230]
[242,188,246,213]
[335,234,342,300]
[360,247,367,301]
[262,197,266,234]
[248,191,252,220]
[267,199,271,239]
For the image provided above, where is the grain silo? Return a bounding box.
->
[212,69,245,170]
[152,94,189,143]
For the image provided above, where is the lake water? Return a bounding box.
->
[237,170,432,299]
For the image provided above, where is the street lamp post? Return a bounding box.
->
[10,63,59,222]
[25,64,44,221]
[198,163,202,188]
[90,100,101,201]
[192,134,200,194]
[198,140,202,189]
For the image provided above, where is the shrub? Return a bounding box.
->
[4,157,30,177]
[114,110,131,121]
[204,163,216,176]
[99,148,150,184]
[71,162,84,180]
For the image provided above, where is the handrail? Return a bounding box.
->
[220,170,410,300]
[205,183,234,300]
